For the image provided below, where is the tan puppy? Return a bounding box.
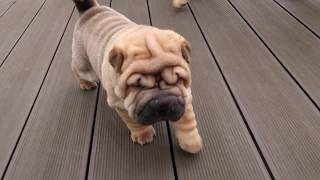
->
[72,0,202,153]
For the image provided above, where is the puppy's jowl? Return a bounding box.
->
[72,0,202,153]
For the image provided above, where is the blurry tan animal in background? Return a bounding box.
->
[71,0,202,153]
[172,0,190,8]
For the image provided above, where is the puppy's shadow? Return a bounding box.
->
[91,90,173,178]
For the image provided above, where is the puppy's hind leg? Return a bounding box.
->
[72,44,98,91]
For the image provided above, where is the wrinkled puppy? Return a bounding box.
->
[72,0,202,153]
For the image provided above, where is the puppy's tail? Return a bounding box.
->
[72,0,99,13]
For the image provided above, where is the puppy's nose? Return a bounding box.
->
[149,96,185,121]
[137,95,185,125]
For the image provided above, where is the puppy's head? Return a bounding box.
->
[108,28,192,125]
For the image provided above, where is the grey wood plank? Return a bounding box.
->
[0,0,46,66]
[274,0,320,37]
[149,0,271,179]
[0,0,16,17]
[105,0,110,6]
[88,1,175,179]
[189,0,320,179]
[0,0,74,175]
[112,0,148,25]
[228,0,320,107]
[3,11,98,180]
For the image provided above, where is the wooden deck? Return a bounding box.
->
[1,0,320,179]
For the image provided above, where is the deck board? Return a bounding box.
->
[228,0,320,106]
[149,0,271,179]
[274,0,320,37]
[3,11,99,180]
[87,0,175,179]
[0,0,46,66]
[190,0,320,179]
[0,0,74,175]
[0,0,320,179]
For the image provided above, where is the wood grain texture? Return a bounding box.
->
[111,0,148,25]
[0,0,74,175]
[88,92,174,180]
[0,0,16,17]
[228,0,320,106]
[0,0,46,66]
[149,0,271,179]
[88,0,175,179]
[274,0,320,36]
[3,12,99,180]
[190,0,320,179]
[104,0,110,6]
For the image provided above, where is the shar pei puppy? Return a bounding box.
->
[71,0,202,153]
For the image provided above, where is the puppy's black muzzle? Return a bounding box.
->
[137,95,185,125]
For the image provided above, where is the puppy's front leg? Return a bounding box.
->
[173,104,203,153]
[115,108,156,145]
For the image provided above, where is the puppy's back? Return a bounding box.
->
[72,5,136,79]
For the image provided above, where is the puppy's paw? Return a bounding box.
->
[131,126,156,145]
[79,80,97,91]
[172,0,189,8]
[178,133,203,154]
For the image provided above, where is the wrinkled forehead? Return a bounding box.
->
[127,55,187,74]
[121,31,187,69]
[117,28,183,56]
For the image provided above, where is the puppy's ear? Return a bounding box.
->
[181,39,191,63]
[109,46,124,73]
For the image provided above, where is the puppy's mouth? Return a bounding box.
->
[134,87,186,125]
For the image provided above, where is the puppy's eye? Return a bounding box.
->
[131,78,145,90]
[134,85,144,90]
[133,53,139,58]
[132,84,145,91]
[176,73,181,82]
[127,74,142,86]
[134,78,142,87]
[127,74,155,90]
